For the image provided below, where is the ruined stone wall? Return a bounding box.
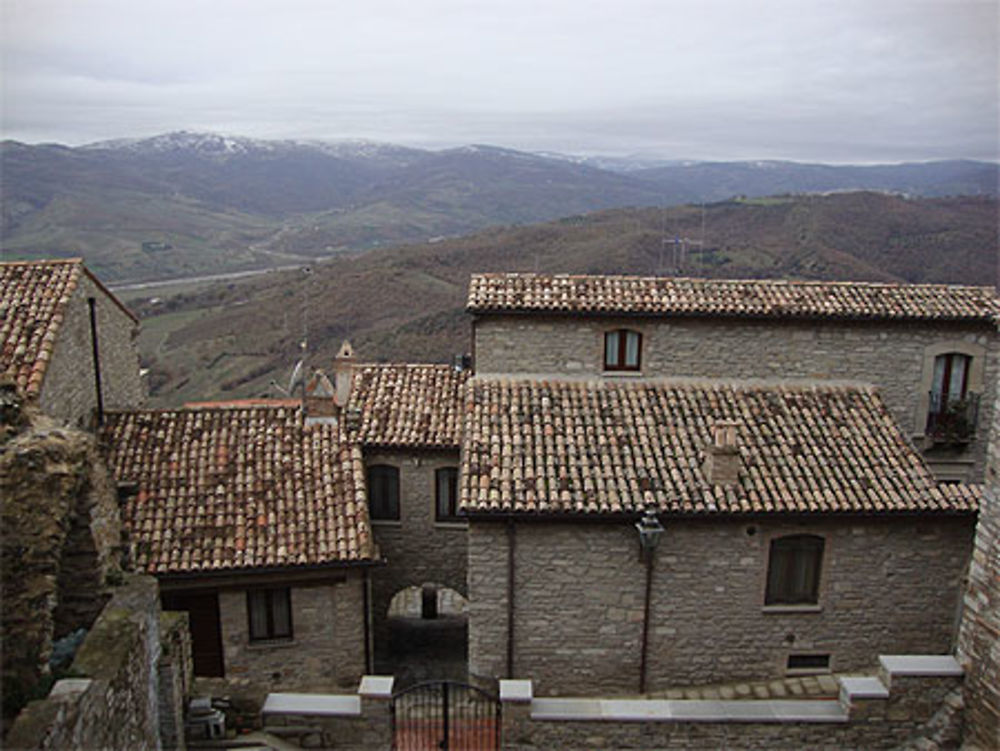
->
[469,516,974,695]
[4,575,176,751]
[474,315,998,480]
[217,572,367,692]
[366,449,468,647]
[1,384,123,726]
[158,610,193,751]
[958,385,1000,748]
[39,272,144,428]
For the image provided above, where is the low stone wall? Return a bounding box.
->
[5,575,190,751]
[499,656,964,751]
[260,675,394,749]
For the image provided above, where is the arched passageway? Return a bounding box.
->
[377,584,469,688]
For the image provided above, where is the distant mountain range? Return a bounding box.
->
[2,132,996,283]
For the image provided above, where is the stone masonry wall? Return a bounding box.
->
[1,385,123,727]
[39,272,144,429]
[5,575,172,751]
[218,572,366,692]
[158,610,193,751]
[366,449,468,649]
[957,384,1000,748]
[469,516,974,696]
[474,315,998,480]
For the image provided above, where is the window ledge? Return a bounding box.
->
[601,370,643,378]
[435,521,469,530]
[762,604,822,615]
[371,519,402,528]
[248,638,296,650]
[786,667,832,677]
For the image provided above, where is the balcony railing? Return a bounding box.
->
[925,391,981,443]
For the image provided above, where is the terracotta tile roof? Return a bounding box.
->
[460,378,979,517]
[1,259,83,398]
[1,259,138,398]
[348,364,470,448]
[466,273,1000,323]
[103,405,375,575]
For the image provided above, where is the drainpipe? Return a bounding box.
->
[635,510,664,694]
[88,297,104,426]
[639,554,654,694]
[506,519,516,678]
[363,568,372,673]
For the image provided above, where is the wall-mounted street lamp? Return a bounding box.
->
[635,508,664,694]
[635,509,665,561]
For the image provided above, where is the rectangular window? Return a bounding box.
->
[765,534,824,605]
[604,329,642,371]
[247,588,292,641]
[927,353,978,440]
[436,467,460,521]
[368,465,400,520]
[787,654,830,671]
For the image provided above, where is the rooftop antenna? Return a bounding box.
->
[272,265,313,398]
[300,265,313,357]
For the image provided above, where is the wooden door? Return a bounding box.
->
[161,591,225,677]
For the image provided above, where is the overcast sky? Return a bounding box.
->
[2,0,997,162]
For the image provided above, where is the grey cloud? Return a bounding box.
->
[2,0,996,161]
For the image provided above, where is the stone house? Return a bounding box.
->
[100,352,469,691]
[102,402,378,692]
[461,377,979,694]
[1,259,144,428]
[468,273,1000,482]
[459,272,993,695]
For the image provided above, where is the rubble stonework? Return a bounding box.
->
[0,382,122,728]
[469,517,974,694]
[216,574,367,692]
[4,575,185,751]
[366,448,468,649]
[473,315,997,481]
[958,386,1000,748]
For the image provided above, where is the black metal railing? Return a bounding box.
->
[925,391,980,442]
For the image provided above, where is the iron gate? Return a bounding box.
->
[391,681,500,750]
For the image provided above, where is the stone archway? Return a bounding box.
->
[380,584,469,688]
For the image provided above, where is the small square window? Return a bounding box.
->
[604,329,642,371]
[436,467,460,521]
[247,588,292,641]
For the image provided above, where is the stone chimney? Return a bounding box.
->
[703,420,741,486]
[333,340,356,408]
[303,369,337,421]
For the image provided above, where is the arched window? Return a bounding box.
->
[765,534,824,605]
[367,464,400,520]
[604,329,642,371]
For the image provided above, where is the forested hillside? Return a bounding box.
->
[123,192,998,406]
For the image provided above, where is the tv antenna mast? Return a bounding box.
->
[271,265,313,398]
